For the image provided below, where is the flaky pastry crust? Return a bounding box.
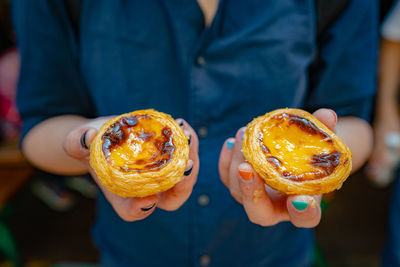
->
[90,109,189,197]
[242,108,352,195]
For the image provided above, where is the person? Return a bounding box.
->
[367,0,400,187]
[366,0,400,265]
[13,0,376,266]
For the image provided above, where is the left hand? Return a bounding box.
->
[218,108,337,228]
[63,117,200,221]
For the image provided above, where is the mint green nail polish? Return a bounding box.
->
[292,200,308,211]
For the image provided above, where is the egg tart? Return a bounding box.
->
[89,109,189,197]
[242,108,352,195]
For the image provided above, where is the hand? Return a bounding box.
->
[63,117,199,221]
[218,109,337,228]
[366,116,400,187]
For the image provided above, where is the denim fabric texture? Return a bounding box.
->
[14,0,377,266]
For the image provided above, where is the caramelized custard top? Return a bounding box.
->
[102,114,175,172]
[259,113,340,182]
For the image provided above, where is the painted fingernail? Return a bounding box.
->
[238,169,253,181]
[292,200,308,211]
[226,139,235,149]
[184,160,194,176]
[240,128,246,140]
[184,165,193,176]
[80,130,89,150]
[178,120,184,127]
[184,130,191,145]
[141,203,156,212]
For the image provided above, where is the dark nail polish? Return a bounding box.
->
[141,203,156,212]
[178,121,184,127]
[188,135,191,145]
[80,130,89,150]
[184,165,193,176]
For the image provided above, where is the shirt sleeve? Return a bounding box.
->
[381,0,400,42]
[12,0,95,141]
[304,0,378,122]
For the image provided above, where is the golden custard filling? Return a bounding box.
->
[259,113,340,182]
[101,114,175,172]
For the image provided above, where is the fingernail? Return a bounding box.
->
[184,166,193,176]
[226,139,235,149]
[178,120,184,128]
[292,200,308,211]
[184,160,193,176]
[141,203,156,212]
[330,109,337,124]
[80,130,89,150]
[240,128,246,140]
[184,130,191,145]
[238,169,253,181]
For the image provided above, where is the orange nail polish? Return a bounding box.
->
[238,169,253,181]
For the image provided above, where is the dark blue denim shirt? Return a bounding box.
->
[14,0,377,266]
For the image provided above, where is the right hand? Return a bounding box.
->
[63,117,199,221]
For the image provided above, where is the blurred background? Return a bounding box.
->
[0,0,399,266]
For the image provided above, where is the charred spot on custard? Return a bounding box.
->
[285,113,333,143]
[101,115,175,172]
[311,151,341,174]
[258,112,341,182]
[102,115,138,157]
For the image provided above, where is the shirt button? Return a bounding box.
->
[198,127,208,138]
[199,254,211,267]
[197,194,210,206]
[196,56,206,66]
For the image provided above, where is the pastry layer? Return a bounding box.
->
[90,109,189,197]
[242,108,352,195]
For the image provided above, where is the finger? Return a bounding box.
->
[228,127,246,203]
[158,119,199,211]
[312,108,337,131]
[64,127,98,160]
[89,169,158,221]
[238,163,289,226]
[108,194,158,222]
[157,159,199,211]
[287,195,322,228]
[218,138,236,187]
[175,119,199,155]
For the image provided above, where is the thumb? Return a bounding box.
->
[63,127,98,160]
[312,108,337,131]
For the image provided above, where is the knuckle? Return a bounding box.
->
[118,212,138,222]
[258,221,272,227]
[235,128,243,139]
[63,132,75,155]
[249,216,268,226]
[160,202,182,211]
[248,216,259,225]
[247,214,278,227]
[230,189,241,201]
